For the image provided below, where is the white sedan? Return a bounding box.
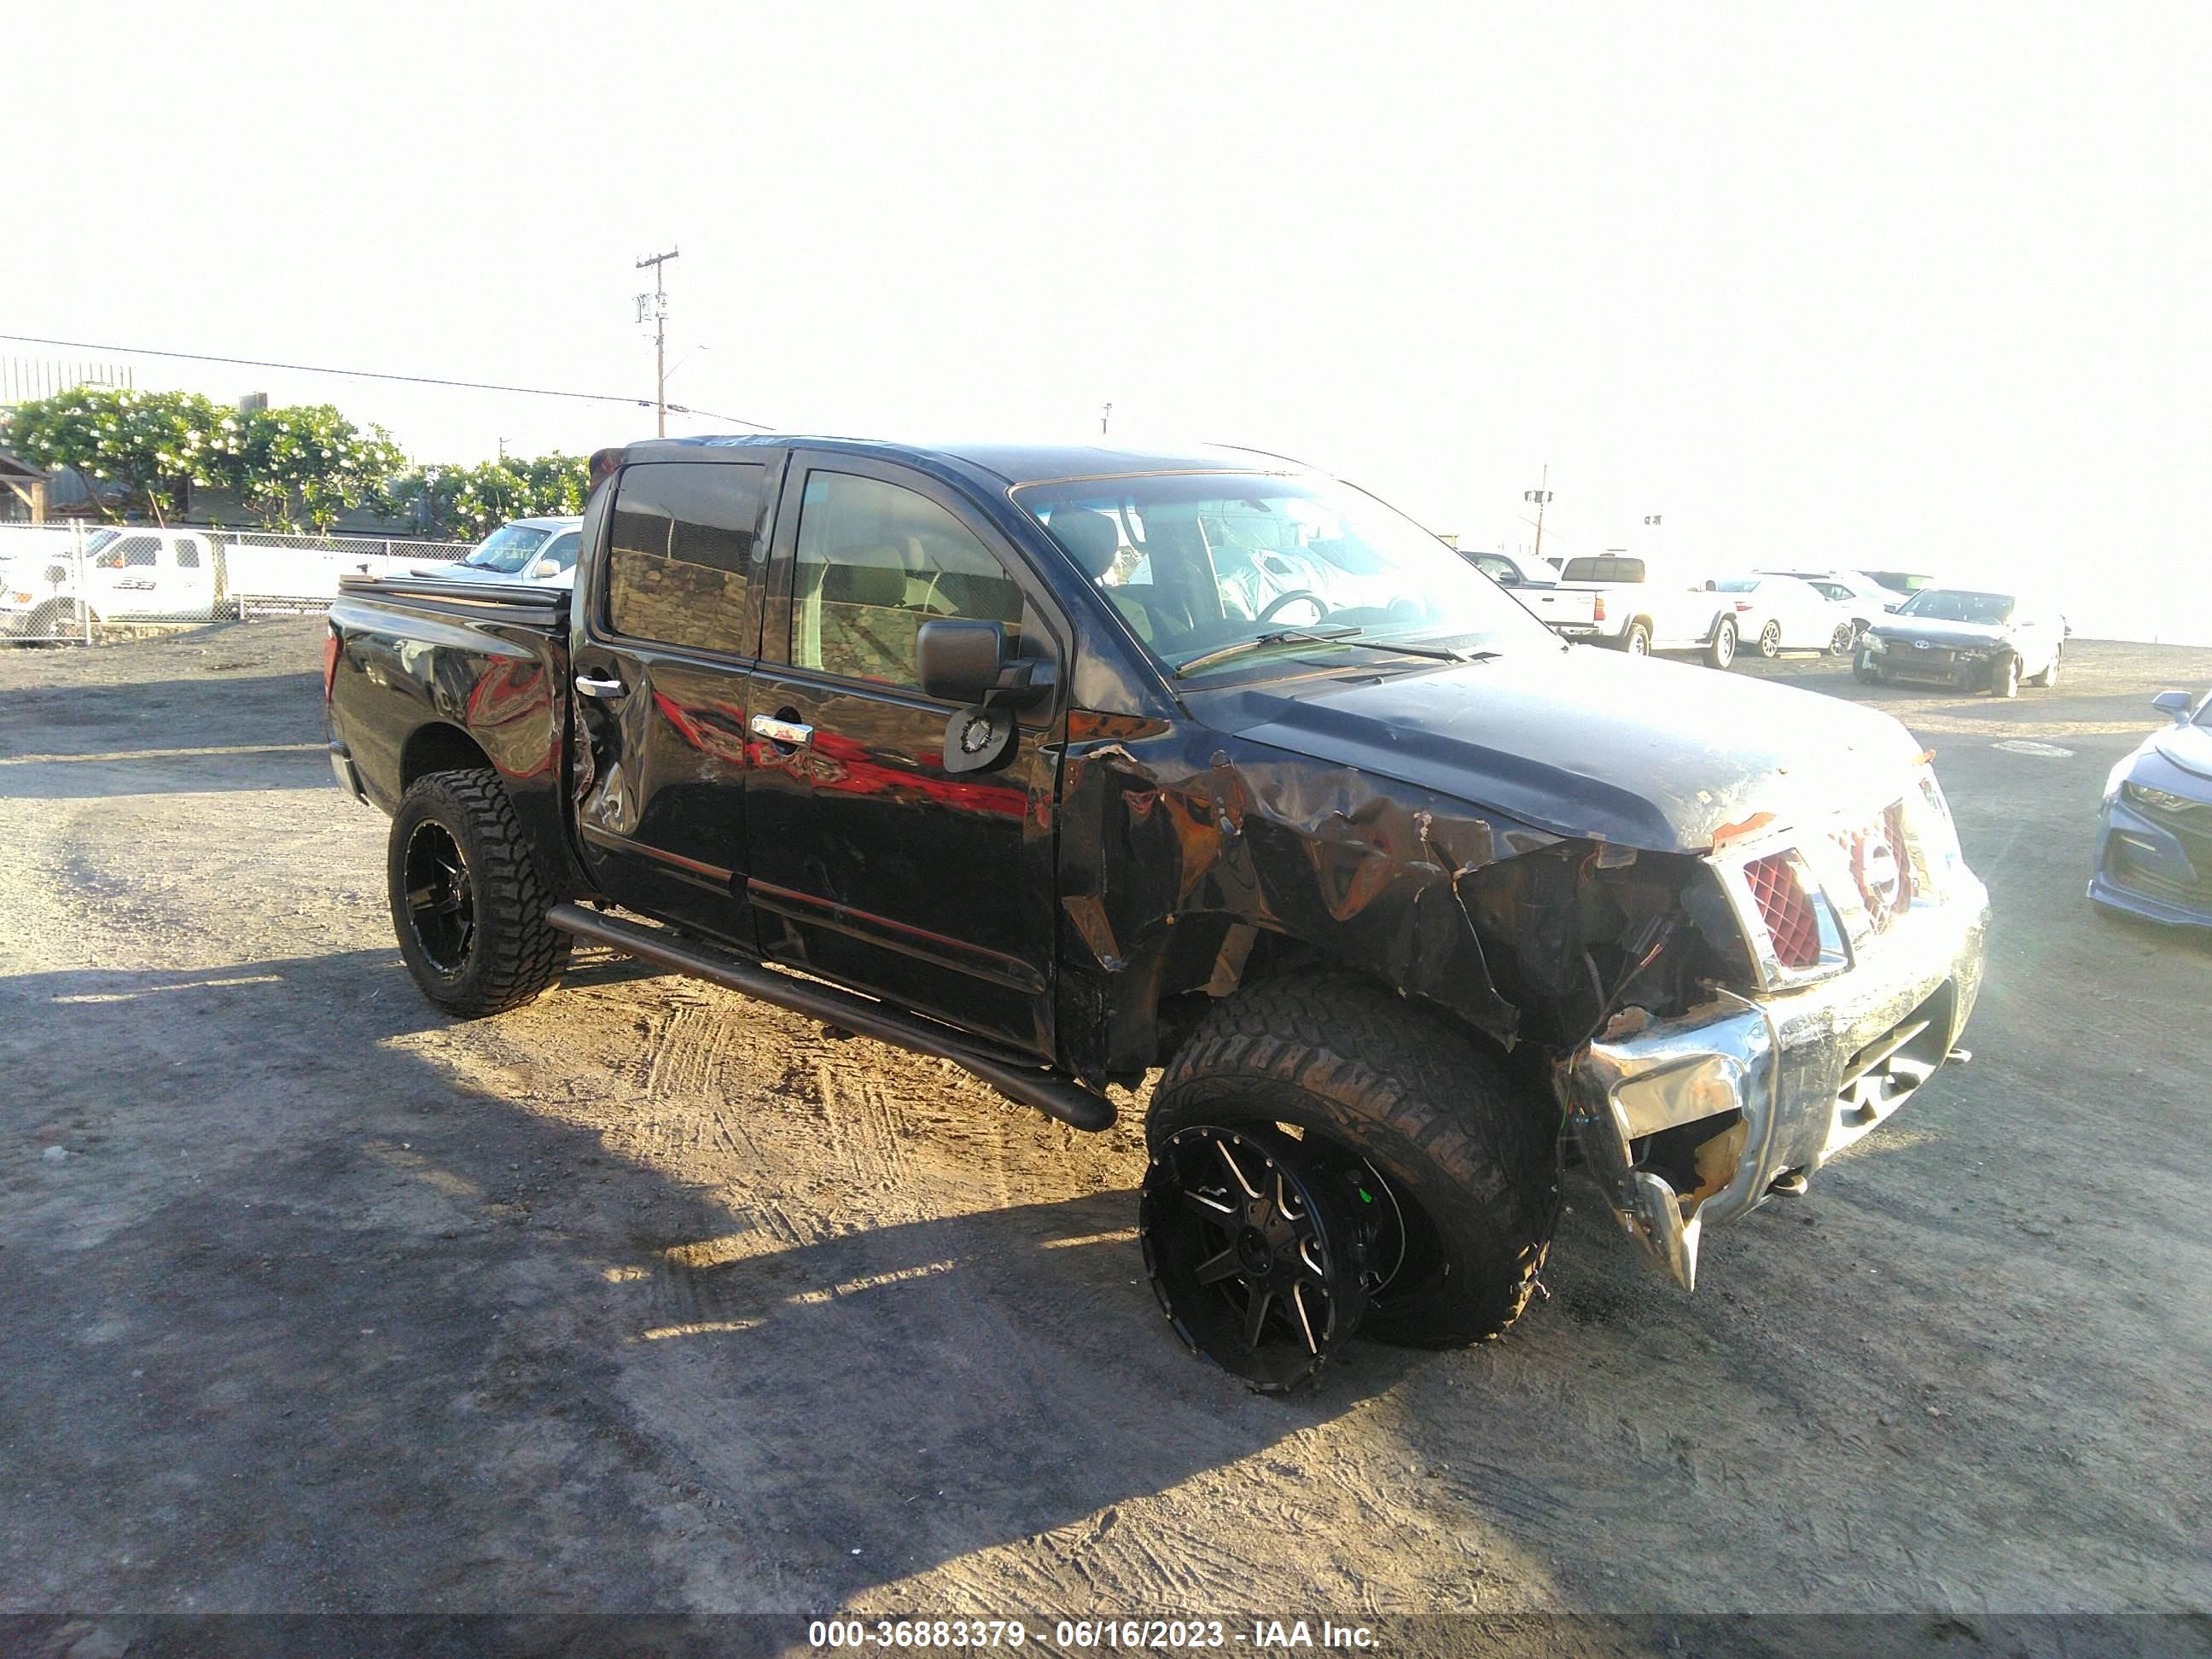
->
[1709,575,1858,659]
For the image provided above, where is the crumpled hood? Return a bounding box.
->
[1869,617,2008,649]
[1189,646,1926,854]
[2153,720,2212,782]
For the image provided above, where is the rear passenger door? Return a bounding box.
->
[570,453,780,947]
[747,454,1067,1057]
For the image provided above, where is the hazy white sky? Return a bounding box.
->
[7,0,2207,602]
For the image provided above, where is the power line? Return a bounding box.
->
[0,331,775,431]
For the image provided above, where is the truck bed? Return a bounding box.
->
[325,574,578,892]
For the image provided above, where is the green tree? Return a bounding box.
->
[1,387,225,521]
[212,404,406,532]
[384,453,590,540]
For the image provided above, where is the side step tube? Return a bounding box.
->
[547,903,1115,1133]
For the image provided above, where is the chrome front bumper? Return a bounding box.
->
[1562,871,1990,1289]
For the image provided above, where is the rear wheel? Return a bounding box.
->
[1703,618,1738,670]
[1828,623,1855,656]
[387,768,569,1017]
[2029,649,2059,688]
[1621,621,1651,657]
[1144,975,1559,1387]
[1757,620,1784,659]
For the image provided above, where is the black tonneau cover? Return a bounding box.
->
[335,573,571,625]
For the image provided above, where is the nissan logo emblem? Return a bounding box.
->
[1861,836,1901,907]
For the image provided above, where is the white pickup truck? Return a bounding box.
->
[1522,553,1740,667]
[0,527,219,638]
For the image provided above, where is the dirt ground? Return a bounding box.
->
[1,620,2207,1631]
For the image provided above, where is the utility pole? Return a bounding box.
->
[1101,401,1113,435]
[1523,464,1553,565]
[634,247,679,437]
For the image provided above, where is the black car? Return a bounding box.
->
[325,436,1989,1391]
[1854,585,2065,697]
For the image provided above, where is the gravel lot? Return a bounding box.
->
[2,621,2207,1632]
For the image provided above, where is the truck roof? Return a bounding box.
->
[616,434,1303,490]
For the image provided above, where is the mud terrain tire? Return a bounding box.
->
[387,768,569,1017]
[1149,975,1559,1349]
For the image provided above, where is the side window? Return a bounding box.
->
[173,538,202,570]
[544,532,580,573]
[1470,553,1514,583]
[793,471,1023,690]
[97,535,161,570]
[606,463,765,654]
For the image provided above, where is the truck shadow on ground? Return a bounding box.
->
[0,947,1439,1613]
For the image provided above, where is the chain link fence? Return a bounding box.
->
[0,522,473,643]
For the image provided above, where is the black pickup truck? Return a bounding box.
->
[326,436,1990,1391]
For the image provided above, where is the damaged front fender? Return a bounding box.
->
[1054,713,1566,1078]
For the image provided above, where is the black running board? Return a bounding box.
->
[548,903,1115,1133]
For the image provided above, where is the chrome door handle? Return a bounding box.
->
[749,713,813,747]
[573,672,627,698]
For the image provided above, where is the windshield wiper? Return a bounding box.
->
[1173,627,1486,678]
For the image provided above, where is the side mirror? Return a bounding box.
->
[2151,690,2193,721]
[917,620,1005,701]
[918,620,1057,708]
[532,558,562,579]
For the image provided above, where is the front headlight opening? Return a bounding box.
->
[2124,780,2198,815]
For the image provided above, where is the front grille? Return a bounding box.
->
[1743,852,1821,967]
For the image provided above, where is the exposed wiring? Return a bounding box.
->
[0,332,776,430]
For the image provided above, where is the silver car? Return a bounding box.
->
[429,516,583,587]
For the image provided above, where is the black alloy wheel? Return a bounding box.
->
[1139,1124,1371,1393]
[402,819,476,974]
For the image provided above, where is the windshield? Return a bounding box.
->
[462,523,553,573]
[1015,473,1557,678]
[84,528,120,556]
[1899,588,2014,625]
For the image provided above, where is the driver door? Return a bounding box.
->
[746,455,1068,1056]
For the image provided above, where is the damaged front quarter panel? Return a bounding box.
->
[1053,713,1571,1080]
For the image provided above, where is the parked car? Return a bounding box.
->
[424,515,584,587]
[1710,575,1858,658]
[1755,568,1904,647]
[2090,687,2212,928]
[1522,552,1738,667]
[1854,585,2064,697]
[1459,549,1554,590]
[324,435,1989,1393]
[1,526,218,637]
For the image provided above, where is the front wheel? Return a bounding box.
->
[387,768,570,1017]
[1703,618,1738,670]
[1757,620,1784,659]
[1853,651,1884,684]
[1995,655,2022,699]
[27,598,87,641]
[1144,975,1559,1388]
